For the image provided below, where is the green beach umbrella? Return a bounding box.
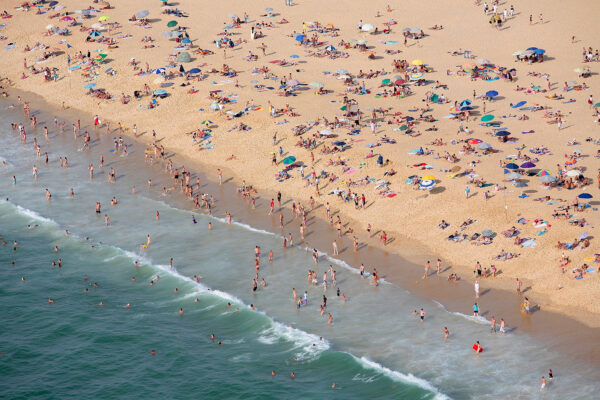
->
[381,78,391,85]
[340,105,347,111]
[201,120,212,125]
[95,53,107,61]
[595,102,600,107]
[399,125,408,131]
[431,94,439,102]
[167,20,178,28]
[282,156,296,165]
[481,114,494,122]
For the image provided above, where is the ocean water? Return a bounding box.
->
[0,102,598,399]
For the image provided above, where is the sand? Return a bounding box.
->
[1,0,599,325]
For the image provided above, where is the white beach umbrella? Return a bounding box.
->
[361,23,374,32]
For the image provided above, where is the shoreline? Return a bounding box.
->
[0,0,599,330]
[5,87,600,366]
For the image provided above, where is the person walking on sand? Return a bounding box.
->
[516,278,522,296]
[423,261,430,279]
[474,280,480,298]
[465,185,471,199]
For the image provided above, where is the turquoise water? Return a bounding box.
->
[0,103,598,399]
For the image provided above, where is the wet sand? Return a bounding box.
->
[6,87,599,366]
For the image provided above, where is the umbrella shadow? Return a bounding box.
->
[429,186,446,194]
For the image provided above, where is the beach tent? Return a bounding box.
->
[177,52,191,63]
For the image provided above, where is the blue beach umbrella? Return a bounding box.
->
[325,45,336,51]
[534,48,545,55]
[153,89,167,95]
[188,68,201,74]
[295,34,305,42]
[290,54,299,58]
[135,10,150,19]
[154,68,166,74]
[526,47,538,51]
[84,83,96,89]
[89,31,102,37]
[485,90,498,97]
[459,99,472,107]
[420,179,435,189]
[578,193,593,199]
[495,130,510,136]
[182,38,191,44]
[49,1,58,7]
[505,163,519,170]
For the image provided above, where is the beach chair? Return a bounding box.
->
[464,50,472,59]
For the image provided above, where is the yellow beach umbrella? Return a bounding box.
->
[99,16,109,22]
[411,59,424,66]
[422,175,436,181]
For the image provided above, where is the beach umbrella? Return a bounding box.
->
[449,107,460,114]
[468,138,482,144]
[361,23,375,32]
[336,69,348,74]
[595,102,600,107]
[574,67,586,74]
[46,24,57,30]
[49,1,58,6]
[410,72,424,80]
[522,50,535,56]
[512,50,525,56]
[505,163,519,170]
[98,16,109,22]
[566,169,581,177]
[84,83,96,89]
[520,162,536,169]
[228,14,238,18]
[154,68,166,74]
[167,20,178,27]
[460,99,472,107]
[485,90,498,98]
[481,114,494,122]
[94,54,107,61]
[507,172,522,180]
[309,81,324,87]
[181,38,191,44]
[153,89,167,95]
[422,175,436,181]
[419,179,435,189]
[409,27,421,32]
[136,10,150,18]
[325,45,336,51]
[526,47,538,51]
[91,23,106,30]
[399,125,408,131]
[201,120,212,125]
[478,142,493,150]
[539,175,557,183]
[356,40,367,45]
[265,7,274,12]
[90,30,102,37]
[394,79,405,85]
[210,101,219,111]
[282,156,296,165]
[177,52,191,62]
[381,78,391,85]
[411,59,424,66]
[288,79,299,87]
[289,54,299,58]
[320,129,335,136]
[295,34,305,42]
[534,48,546,55]
[481,229,494,237]
[476,58,490,65]
[460,106,474,111]
[188,68,201,74]
[495,131,510,137]
[60,16,73,21]
[578,193,593,199]
[537,170,550,176]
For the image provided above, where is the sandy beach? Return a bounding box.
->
[1,0,600,329]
